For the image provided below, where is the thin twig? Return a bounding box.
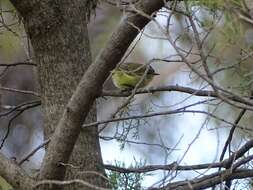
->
[104,154,253,174]
[34,179,110,190]
[0,86,39,97]
[18,139,50,165]
[0,62,36,67]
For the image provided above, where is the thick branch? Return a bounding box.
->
[34,179,110,190]
[39,0,166,182]
[102,85,253,107]
[0,153,35,190]
[104,140,253,173]
[162,169,253,190]
[102,86,218,97]
[149,140,253,190]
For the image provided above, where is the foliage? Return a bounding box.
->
[107,160,147,190]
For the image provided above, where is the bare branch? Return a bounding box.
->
[0,62,36,67]
[162,169,253,190]
[0,100,41,118]
[39,0,168,182]
[83,101,246,129]
[34,179,110,190]
[0,100,41,149]
[220,109,247,161]
[104,146,253,174]
[0,86,39,97]
[0,109,26,149]
[18,139,50,165]
[102,85,253,107]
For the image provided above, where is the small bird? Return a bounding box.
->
[111,62,159,90]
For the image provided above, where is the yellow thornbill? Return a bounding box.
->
[111,62,159,90]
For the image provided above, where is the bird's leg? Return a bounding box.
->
[120,88,133,94]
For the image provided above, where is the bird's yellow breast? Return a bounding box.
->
[111,70,153,89]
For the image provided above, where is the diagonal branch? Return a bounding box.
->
[148,140,253,190]
[39,0,167,183]
[0,153,35,190]
[162,169,253,190]
[102,85,253,107]
[104,140,253,174]
[103,154,253,174]
[34,179,110,190]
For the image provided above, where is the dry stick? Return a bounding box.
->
[220,110,247,161]
[102,85,253,109]
[84,110,252,133]
[0,62,36,67]
[150,7,253,112]
[0,86,40,97]
[102,85,218,97]
[100,135,178,151]
[221,110,248,189]
[227,139,253,165]
[185,4,241,127]
[0,101,41,149]
[232,154,253,170]
[0,15,19,37]
[84,99,246,129]
[165,139,253,190]
[0,110,25,149]
[0,100,40,117]
[18,139,50,165]
[34,179,110,190]
[103,154,253,174]
[186,5,215,82]
[185,5,253,140]
[164,169,253,190]
[218,93,253,189]
[126,2,253,189]
[146,140,253,189]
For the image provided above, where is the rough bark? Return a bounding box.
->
[36,0,165,187]
[6,0,166,190]
[10,0,107,190]
[0,153,34,190]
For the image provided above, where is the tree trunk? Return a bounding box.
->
[10,0,107,189]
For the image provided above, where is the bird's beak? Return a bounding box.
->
[154,72,159,75]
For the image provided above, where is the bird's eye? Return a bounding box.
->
[148,68,155,74]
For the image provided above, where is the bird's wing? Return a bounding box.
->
[120,63,147,75]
